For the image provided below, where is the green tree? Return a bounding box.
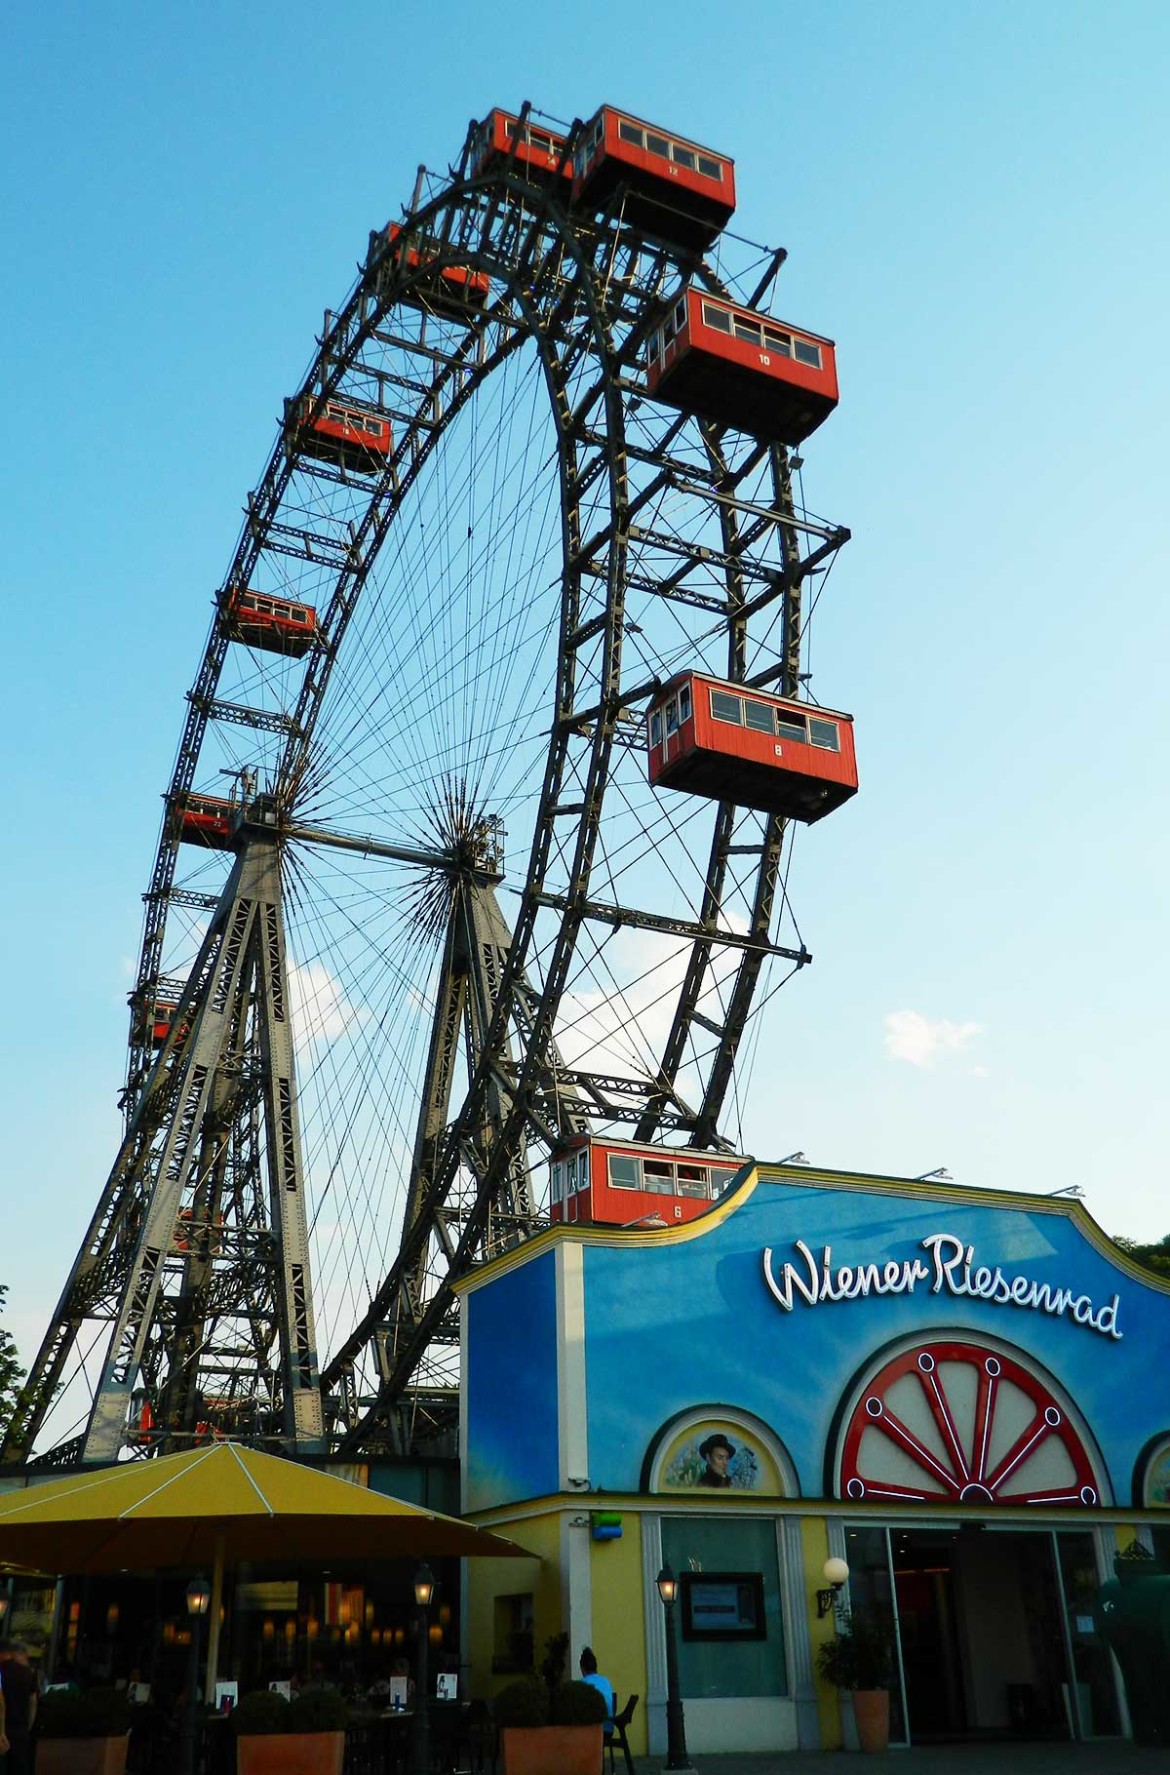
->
[1113,1235,1170,1281]
[0,1283,26,1440]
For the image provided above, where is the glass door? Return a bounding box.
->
[842,1524,908,1744]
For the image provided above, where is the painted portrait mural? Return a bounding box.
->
[645,1409,794,1495]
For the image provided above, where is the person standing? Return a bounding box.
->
[0,1642,36,1775]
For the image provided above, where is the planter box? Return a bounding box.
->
[500,1724,603,1775]
[37,1736,130,1775]
[236,1730,346,1775]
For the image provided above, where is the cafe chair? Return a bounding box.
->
[606,1693,637,1775]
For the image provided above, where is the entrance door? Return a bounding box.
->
[891,1530,966,1738]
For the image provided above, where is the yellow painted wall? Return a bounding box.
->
[465,1512,561,1702]
[803,1515,843,1750]
[588,1515,649,1755]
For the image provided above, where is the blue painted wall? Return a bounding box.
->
[465,1249,560,1510]
[580,1176,1170,1504]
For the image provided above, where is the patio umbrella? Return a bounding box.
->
[0,1441,531,1682]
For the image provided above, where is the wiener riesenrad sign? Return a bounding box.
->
[762,1232,1122,1341]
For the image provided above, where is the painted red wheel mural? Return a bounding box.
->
[838,1341,1103,1507]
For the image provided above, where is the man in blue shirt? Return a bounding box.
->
[578,1646,614,1737]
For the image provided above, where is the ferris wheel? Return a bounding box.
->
[8,103,851,1467]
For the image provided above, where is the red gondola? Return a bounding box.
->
[549,1135,746,1229]
[648,673,857,823]
[167,792,237,849]
[646,288,838,446]
[222,586,318,658]
[376,224,490,316]
[130,991,187,1049]
[285,395,392,475]
[469,109,572,185]
[572,107,735,251]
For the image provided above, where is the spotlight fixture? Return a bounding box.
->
[916,1167,952,1182]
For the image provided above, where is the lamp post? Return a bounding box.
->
[412,1563,435,1775]
[656,1566,695,1773]
[181,1574,211,1775]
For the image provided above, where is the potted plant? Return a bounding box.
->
[232,1685,349,1775]
[816,1609,895,1753]
[494,1675,606,1775]
[36,1687,134,1775]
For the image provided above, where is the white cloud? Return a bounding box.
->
[884,1009,983,1069]
[287,959,367,1048]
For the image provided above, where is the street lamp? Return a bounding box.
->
[655,1566,695,1773]
[412,1563,436,1775]
[181,1574,212,1775]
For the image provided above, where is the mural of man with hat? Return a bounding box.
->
[698,1432,735,1487]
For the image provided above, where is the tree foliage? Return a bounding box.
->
[0,1283,26,1440]
[1113,1235,1170,1280]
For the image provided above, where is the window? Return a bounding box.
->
[710,689,743,725]
[608,1155,641,1190]
[734,317,763,345]
[775,713,807,744]
[701,301,732,334]
[550,1161,564,1203]
[665,699,679,735]
[763,326,793,358]
[618,119,642,146]
[679,684,692,721]
[744,698,776,734]
[809,717,840,751]
[577,1150,589,1190]
[681,1572,767,1642]
[649,710,663,747]
[643,1160,674,1194]
[673,145,696,170]
[646,133,671,160]
[675,299,686,328]
[676,1164,711,1198]
[793,339,822,369]
[697,154,723,180]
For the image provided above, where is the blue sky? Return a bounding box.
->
[3,0,1168,1371]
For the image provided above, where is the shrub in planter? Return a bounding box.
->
[550,1681,608,1725]
[497,1674,604,1775]
[37,1688,134,1775]
[39,1689,134,1739]
[288,1688,349,1733]
[230,1690,293,1736]
[232,1685,347,1775]
[494,1678,550,1728]
[817,1609,895,1755]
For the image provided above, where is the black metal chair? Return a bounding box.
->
[606,1692,637,1775]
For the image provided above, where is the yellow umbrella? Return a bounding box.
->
[0,1441,531,1683]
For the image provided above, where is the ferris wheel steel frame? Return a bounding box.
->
[7,105,849,1467]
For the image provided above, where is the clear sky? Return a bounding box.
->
[3,0,1168,1374]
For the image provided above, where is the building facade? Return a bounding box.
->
[458,1163,1170,1753]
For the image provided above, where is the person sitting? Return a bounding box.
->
[578,1646,614,1736]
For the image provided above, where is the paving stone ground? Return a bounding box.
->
[624,1744,1169,1774]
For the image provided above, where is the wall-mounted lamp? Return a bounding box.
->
[916,1167,952,1182]
[1045,1184,1085,1199]
[780,1151,810,1166]
[816,1557,850,1618]
[566,1476,592,1490]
